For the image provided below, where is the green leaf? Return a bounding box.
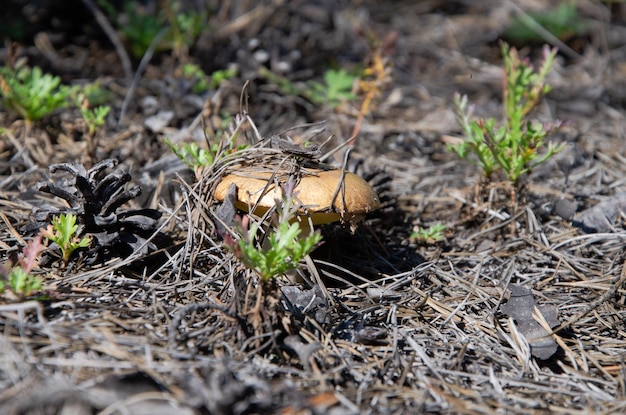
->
[0,65,75,121]
[8,266,42,296]
[227,209,322,282]
[57,214,78,244]
[449,42,562,184]
[9,267,28,293]
[505,4,587,42]
[323,69,357,104]
[42,213,90,261]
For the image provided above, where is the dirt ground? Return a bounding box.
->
[1,0,626,414]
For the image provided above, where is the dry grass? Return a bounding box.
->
[1,0,626,413]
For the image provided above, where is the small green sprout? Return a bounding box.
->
[505,4,587,43]
[210,68,238,89]
[78,81,113,107]
[411,223,447,243]
[182,63,210,93]
[182,64,237,94]
[3,267,42,297]
[166,2,207,57]
[0,62,76,121]
[449,42,565,185]
[99,0,207,58]
[165,135,248,177]
[0,236,45,299]
[308,68,357,107]
[80,103,111,137]
[119,2,166,58]
[40,213,91,261]
[260,67,358,108]
[224,184,323,282]
[167,141,216,169]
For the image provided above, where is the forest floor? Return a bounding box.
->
[1,1,626,414]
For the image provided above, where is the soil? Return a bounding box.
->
[1,1,626,414]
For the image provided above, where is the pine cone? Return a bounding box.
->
[30,159,163,262]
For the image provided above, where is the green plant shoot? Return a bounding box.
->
[308,68,357,107]
[210,68,238,89]
[165,135,247,177]
[259,67,357,108]
[167,141,217,169]
[224,184,322,282]
[449,43,565,184]
[182,63,210,93]
[411,223,447,243]
[182,64,237,94]
[5,267,42,297]
[99,0,207,58]
[0,62,76,121]
[165,2,207,57]
[40,213,91,261]
[505,4,587,43]
[0,236,45,298]
[80,104,111,137]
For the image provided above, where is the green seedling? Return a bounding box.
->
[260,67,357,108]
[182,64,236,94]
[0,236,45,298]
[182,63,210,93]
[2,267,42,298]
[165,2,207,58]
[505,3,587,43]
[119,2,166,58]
[165,134,247,177]
[167,141,216,169]
[308,68,357,107]
[40,213,91,261]
[223,184,323,282]
[209,68,238,89]
[411,223,447,243]
[99,0,207,58]
[81,105,111,137]
[259,66,300,97]
[79,81,113,107]
[75,92,111,137]
[449,42,564,185]
[0,62,76,121]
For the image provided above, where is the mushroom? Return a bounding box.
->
[214,168,380,229]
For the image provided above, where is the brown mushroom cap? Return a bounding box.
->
[214,169,380,226]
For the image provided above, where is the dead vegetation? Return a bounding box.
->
[1,0,626,414]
